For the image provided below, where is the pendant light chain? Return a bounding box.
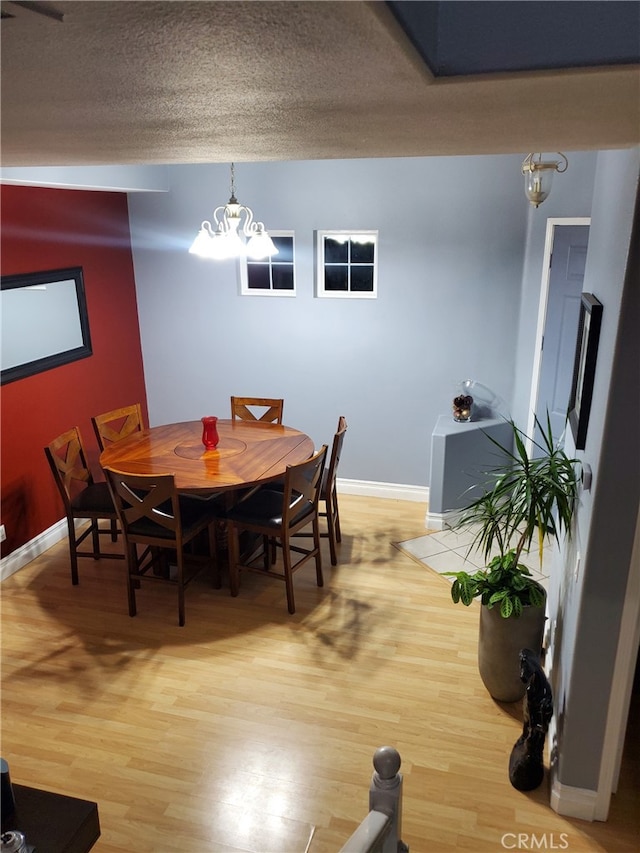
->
[229,162,237,203]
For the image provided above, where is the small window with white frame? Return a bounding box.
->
[316,230,378,298]
[239,231,296,296]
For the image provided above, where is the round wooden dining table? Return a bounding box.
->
[99,419,315,495]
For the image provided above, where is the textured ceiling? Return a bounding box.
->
[0,0,638,168]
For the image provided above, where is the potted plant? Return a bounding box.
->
[444,414,580,702]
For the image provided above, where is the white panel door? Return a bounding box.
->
[535,224,589,446]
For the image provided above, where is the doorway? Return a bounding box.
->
[527,218,590,447]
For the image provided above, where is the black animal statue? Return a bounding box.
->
[509,648,553,791]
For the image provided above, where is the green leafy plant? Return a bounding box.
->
[448,550,546,618]
[444,413,580,618]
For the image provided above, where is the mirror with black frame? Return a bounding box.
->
[1,266,93,385]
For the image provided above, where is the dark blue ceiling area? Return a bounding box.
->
[386,1,640,77]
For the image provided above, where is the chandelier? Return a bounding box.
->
[189,163,278,260]
[521,153,568,208]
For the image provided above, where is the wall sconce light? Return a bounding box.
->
[189,163,278,260]
[521,153,568,208]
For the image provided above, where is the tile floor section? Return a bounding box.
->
[397,524,552,592]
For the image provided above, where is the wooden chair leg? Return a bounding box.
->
[208,524,221,589]
[110,519,118,542]
[313,519,324,588]
[91,520,100,558]
[228,523,240,598]
[126,543,138,617]
[325,504,338,566]
[334,494,342,543]
[68,518,80,586]
[282,532,296,615]
[177,554,186,628]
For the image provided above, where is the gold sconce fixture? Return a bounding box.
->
[521,153,568,208]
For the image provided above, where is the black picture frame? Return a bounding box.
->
[1,267,92,385]
[568,293,603,450]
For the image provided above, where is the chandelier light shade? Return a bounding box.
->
[189,163,278,260]
[521,153,568,208]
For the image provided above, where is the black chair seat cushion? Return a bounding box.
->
[126,495,219,540]
[71,481,115,515]
[261,469,328,500]
[226,488,313,529]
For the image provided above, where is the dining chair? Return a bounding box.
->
[44,427,124,585]
[319,415,348,565]
[91,402,144,452]
[103,468,221,627]
[225,445,327,614]
[268,416,348,566]
[230,396,284,425]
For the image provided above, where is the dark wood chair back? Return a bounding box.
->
[325,416,347,503]
[294,416,348,565]
[103,468,220,626]
[281,444,327,528]
[91,403,144,452]
[230,396,284,424]
[106,471,181,544]
[226,445,328,614]
[323,416,347,560]
[45,426,94,510]
[44,427,122,584]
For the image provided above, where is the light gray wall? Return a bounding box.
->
[127,155,530,487]
[512,151,598,427]
[551,148,640,793]
[508,147,640,804]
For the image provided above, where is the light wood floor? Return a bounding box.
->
[1,495,637,852]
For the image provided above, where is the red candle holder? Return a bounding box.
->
[201,416,219,450]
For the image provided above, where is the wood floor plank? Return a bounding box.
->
[1,495,637,852]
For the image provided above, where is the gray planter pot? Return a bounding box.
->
[478,595,546,702]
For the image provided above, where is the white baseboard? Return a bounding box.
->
[1,518,68,581]
[425,508,464,531]
[338,478,428,503]
[550,778,598,821]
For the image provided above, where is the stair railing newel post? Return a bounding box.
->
[369,746,409,853]
[338,747,409,853]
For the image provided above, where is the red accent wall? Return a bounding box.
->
[1,185,147,556]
